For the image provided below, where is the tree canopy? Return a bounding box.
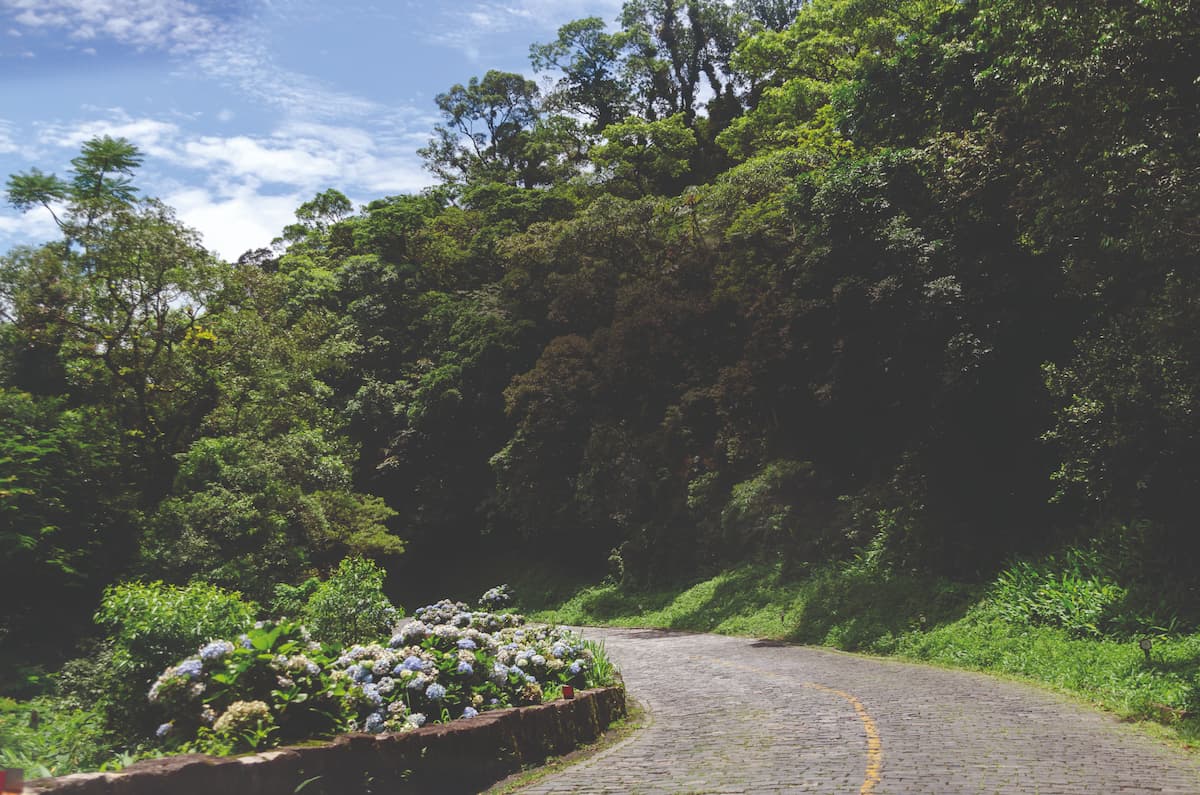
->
[3,0,1199,661]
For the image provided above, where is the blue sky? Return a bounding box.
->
[0,0,621,260]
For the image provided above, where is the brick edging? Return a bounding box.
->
[28,686,626,795]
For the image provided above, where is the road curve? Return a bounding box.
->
[517,628,1200,795]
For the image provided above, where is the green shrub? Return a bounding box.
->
[301,557,401,646]
[0,696,110,778]
[95,581,259,675]
[989,548,1126,638]
[61,581,257,740]
[150,603,604,753]
[150,621,346,754]
[270,577,320,618]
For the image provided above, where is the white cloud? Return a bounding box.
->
[431,0,622,60]
[0,206,60,241]
[182,135,339,186]
[11,111,436,259]
[0,121,18,154]
[2,0,383,120]
[1,0,218,53]
[39,115,180,160]
[165,185,302,261]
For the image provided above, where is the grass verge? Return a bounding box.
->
[523,562,1200,748]
[483,697,648,794]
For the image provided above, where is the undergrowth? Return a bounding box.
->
[527,554,1200,747]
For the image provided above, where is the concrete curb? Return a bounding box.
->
[27,686,626,795]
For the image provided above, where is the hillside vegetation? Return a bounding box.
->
[3,0,1200,772]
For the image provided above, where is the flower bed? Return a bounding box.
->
[27,686,627,795]
[147,596,610,755]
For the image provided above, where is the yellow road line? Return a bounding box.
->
[803,681,882,795]
[703,656,882,794]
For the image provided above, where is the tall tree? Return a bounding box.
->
[420,70,549,188]
[531,17,632,133]
[619,0,738,125]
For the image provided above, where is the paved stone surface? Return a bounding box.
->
[517,628,1200,795]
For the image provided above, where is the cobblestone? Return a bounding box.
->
[517,628,1200,795]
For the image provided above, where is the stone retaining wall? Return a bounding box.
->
[29,686,625,795]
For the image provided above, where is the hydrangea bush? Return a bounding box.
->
[479,584,514,610]
[148,598,610,753]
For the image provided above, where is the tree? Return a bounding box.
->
[591,114,698,196]
[718,0,951,158]
[6,140,225,497]
[6,134,143,243]
[420,70,548,188]
[531,17,631,133]
[619,0,738,125]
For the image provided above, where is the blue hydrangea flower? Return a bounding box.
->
[199,640,235,662]
[401,655,425,672]
[551,643,568,658]
[156,722,173,738]
[176,659,203,679]
[347,664,373,683]
[237,633,253,649]
[408,712,427,728]
[365,712,386,733]
[457,661,474,675]
[461,707,479,719]
[425,683,447,700]
[457,638,477,650]
[360,683,383,706]
[569,661,583,676]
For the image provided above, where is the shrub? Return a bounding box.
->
[150,620,345,753]
[150,601,603,752]
[478,584,514,610]
[95,581,259,676]
[67,581,258,739]
[301,557,401,646]
[989,548,1127,638]
[0,697,110,778]
[270,577,320,619]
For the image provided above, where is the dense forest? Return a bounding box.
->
[3,0,1200,762]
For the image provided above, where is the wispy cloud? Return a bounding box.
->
[430,0,622,60]
[1,0,384,120]
[9,110,434,259]
[0,120,18,154]
[193,28,383,120]
[39,114,181,160]
[0,205,59,241]
[1,0,220,53]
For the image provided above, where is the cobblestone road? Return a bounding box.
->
[517,628,1200,795]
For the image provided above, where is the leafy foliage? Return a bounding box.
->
[3,0,1200,773]
[299,557,402,647]
[150,601,606,753]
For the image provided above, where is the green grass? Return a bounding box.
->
[483,698,648,795]
[524,562,1200,748]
